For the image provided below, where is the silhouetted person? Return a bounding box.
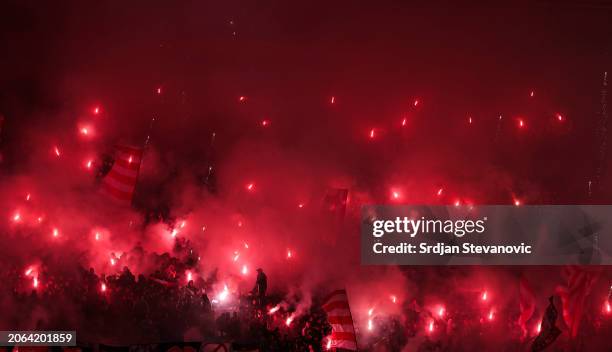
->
[252,268,267,307]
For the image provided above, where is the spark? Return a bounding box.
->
[488,309,494,321]
[413,99,419,107]
[326,338,332,350]
[156,87,162,95]
[368,307,374,316]
[101,283,107,292]
[33,277,39,288]
[605,301,611,314]
[110,258,116,266]
[241,265,248,275]
[468,116,473,124]
[12,212,21,222]
[437,188,444,197]
[428,321,434,333]
[261,119,270,127]
[202,226,206,231]
[367,318,373,331]
[54,146,61,157]
[37,216,43,223]
[369,129,376,139]
[536,321,542,334]
[25,267,33,276]
[330,96,335,104]
[482,291,488,301]
[233,252,240,262]
[239,96,246,102]
[269,305,280,314]
[530,90,535,97]
[86,159,93,169]
[286,315,294,326]
[180,221,186,228]
[438,307,445,317]
[128,156,133,164]
[454,199,461,207]
[244,242,249,249]
[171,229,178,237]
[298,203,304,208]
[391,190,401,200]
[246,183,255,191]
[401,117,407,127]
[80,127,89,135]
[556,113,564,122]
[514,198,521,206]
[187,271,193,282]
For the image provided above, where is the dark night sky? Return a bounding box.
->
[1,1,612,204]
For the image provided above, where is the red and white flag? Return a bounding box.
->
[102,145,143,202]
[322,289,358,351]
[555,265,598,338]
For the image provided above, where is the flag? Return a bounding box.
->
[322,289,358,351]
[518,274,536,338]
[102,145,144,202]
[531,296,562,352]
[555,266,598,338]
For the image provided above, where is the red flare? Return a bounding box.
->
[261,119,270,127]
[482,291,488,301]
[54,146,61,157]
[101,283,107,292]
[413,99,419,107]
[518,118,525,128]
[52,228,59,238]
[12,212,21,222]
[468,116,473,124]
[437,188,444,197]
[488,309,494,321]
[428,321,434,333]
[85,159,93,169]
[401,117,407,127]
[269,305,280,314]
[287,249,292,259]
[369,129,376,139]
[156,87,162,95]
[33,277,39,288]
[246,183,255,191]
[556,113,564,122]
[605,301,611,314]
[530,90,535,97]
[514,198,522,206]
[297,203,304,208]
[241,265,248,275]
[239,96,246,102]
[438,306,445,317]
[26,193,31,201]
[330,96,335,104]
[286,315,294,326]
[93,106,101,115]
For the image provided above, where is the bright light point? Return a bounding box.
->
[488,310,494,321]
[33,277,39,288]
[326,339,332,350]
[95,232,100,241]
[241,265,248,275]
[171,229,178,238]
[390,295,397,303]
[368,308,374,316]
[437,188,443,197]
[536,322,542,334]
[13,213,21,222]
[110,258,116,266]
[246,183,254,191]
[482,291,488,301]
[468,117,473,124]
[287,250,292,259]
[52,228,59,237]
[101,283,107,292]
[93,106,100,115]
[518,118,525,128]
[269,305,280,314]
[298,203,304,208]
[218,285,229,302]
[261,119,270,127]
[605,301,611,314]
[180,221,186,228]
[187,271,193,282]
[286,315,294,326]
[367,319,373,331]
[244,242,249,249]
[25,268,33,276]
[156,87,162,95]
[239,96,246,102]
[80,127,89,135]
[233,253,240,262]
[86,159,93,169]
[556,113,564,122]
[514,199,521,206]
[413,99,419,107]
[26,193,31,201]
[54,146,61,157]
[369,129,375,139]
[428,321,434,333]
[454,200,461,207]
[128,156,133,164]
[401,118,407,127]
[391,190,401,200]
[438,307,445,317]
[330,96,335,104]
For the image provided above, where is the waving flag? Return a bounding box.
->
[102,145,143,202]
[323,289,358,351]
[555,266,598,338]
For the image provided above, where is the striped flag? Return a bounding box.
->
[555,266,598,338]
[322,289,358,351]
[102,145,143,203]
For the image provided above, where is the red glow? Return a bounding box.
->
[514,198,521,206]
[33,277,39,288]
[287,249,292,259]
[390,295,397,303]
[269,305,280,314]
[93,106,101,115]
[487,309,494,321]
[241,265,248,275]
[482,291,488,301]
[297,203,304,208]
[85,159,93,169]
[605,301,611,314]
[390,189,401,200]
[437,188,444,197]
[369,129,376,139]
[401,117,407,127]
[101,283,107,292]
[428,321,434,333]
[468,116,473,124]
[530,90,535,97]
[52,228,59,238]
[438,306,445,317]
[54,146,61,157]
[261,119,270,127]
[246,183,255,191]
[156,87,162,95]
[26,193,31,201]
[518,118,525,128]
[556,113,564,122]
[12,212,21,222]
[330,96,335,104]
[286,315,294,326]
[413,99,419,107]
[239,96,246,102]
